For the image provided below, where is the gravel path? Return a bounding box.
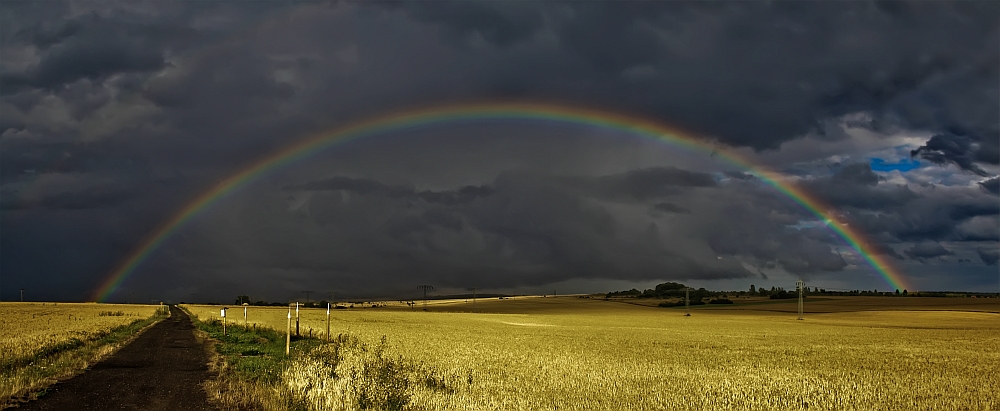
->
[15,306,216,410]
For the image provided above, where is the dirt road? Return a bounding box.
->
[15,306,216,410]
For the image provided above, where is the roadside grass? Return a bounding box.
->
[185,308,455,411]
[0,304,170,406]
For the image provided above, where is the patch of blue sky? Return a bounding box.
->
[870,157,920,172]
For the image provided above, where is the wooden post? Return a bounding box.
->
[221,307,227,336]
[295,302,300,337]
[326,302,331,342]
[285,305,291,355]
[244,306,247,327]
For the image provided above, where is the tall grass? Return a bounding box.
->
[188,313,463,411]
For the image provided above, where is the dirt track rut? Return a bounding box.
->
[15,306,216,410]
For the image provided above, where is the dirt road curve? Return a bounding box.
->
[15,306,216,411]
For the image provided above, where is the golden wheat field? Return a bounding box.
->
[0,302,163,403]
[184,296,1000,410]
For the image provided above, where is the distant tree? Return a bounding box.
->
[902,289,908,296]
[655,282,686,292]
[235,295,251,305]
[749,285,756,294]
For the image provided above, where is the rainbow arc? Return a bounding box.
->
[92,103,908,301]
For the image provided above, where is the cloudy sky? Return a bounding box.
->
[1,1,997,303]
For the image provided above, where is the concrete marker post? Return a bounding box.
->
[286,305,292,355]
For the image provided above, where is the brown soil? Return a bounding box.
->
[13,306,216,411]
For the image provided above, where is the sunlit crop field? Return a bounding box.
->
[184,297,1000,410]
[0,302,163,403]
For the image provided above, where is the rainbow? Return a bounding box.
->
[91,103,909,301]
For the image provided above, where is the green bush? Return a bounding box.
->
[98,311,125,317]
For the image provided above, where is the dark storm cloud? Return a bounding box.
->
[651,202,690,214]
[978,177,999,195]
[0,140,149,182]
[865,242,904,260]
[723,171,754,181]
[289,176,389,194]
[699,196,847,276]
[198,169,777,295]
[280,168,846,286]
[903,241,953,262]
[577,167,717,201]
[911,132,993,176]
[287,176,495,206]
[978,247,999,266]
[0,182,137,210]
[2,12,171,94]
[3,0,999,300]
[831,163,880,186]
[391,1,998,163]
[387,1,545,48]
[416,185,496,206]
[804,163,918,210]
[799,163,997,259]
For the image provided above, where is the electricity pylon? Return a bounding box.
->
[797,280,805,320]
[684,287,693,316]
[417,285,434,310]
[467,288,480,311]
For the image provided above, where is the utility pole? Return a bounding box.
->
[417,285,434,310]
[797,280,805,320]
[468,288,480,311]
[303,291,312,304]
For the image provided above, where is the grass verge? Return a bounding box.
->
[183,308,457,411]
[1,305,170,407]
